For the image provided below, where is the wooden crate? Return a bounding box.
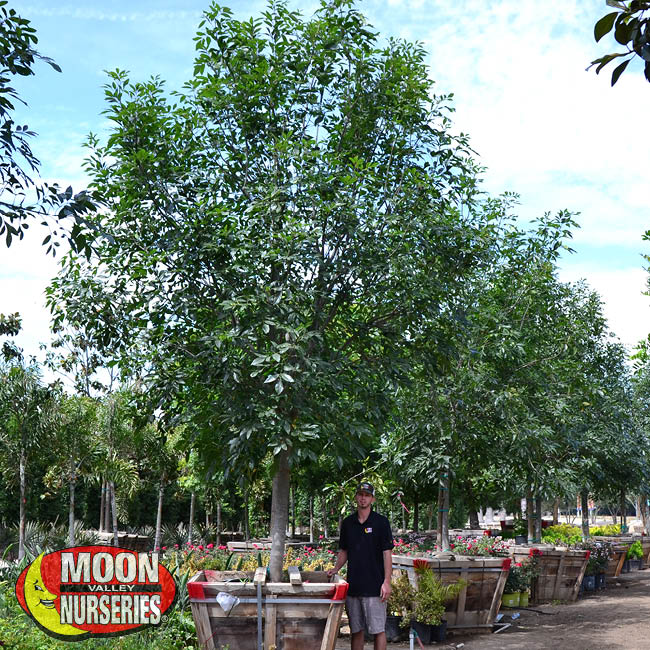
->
[187,567,347,650]
[391,554,510,632]
[591,535,650,569]
[605,544,629,578]
[510,546,589,603]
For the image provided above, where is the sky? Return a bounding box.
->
[2,0,650,371]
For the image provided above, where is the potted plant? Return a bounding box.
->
[410,560,465,644]
[513,519,528,545]
[502,562,526,607]
[386,572,415,642]
[627,540,644,570]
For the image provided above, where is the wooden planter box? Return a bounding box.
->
[510,546,589,603]
[592,535,650,569]
[605,544,630,578]
[187,567,347,650]
[391,554,511,632]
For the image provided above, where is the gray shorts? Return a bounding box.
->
[346,596,386,635]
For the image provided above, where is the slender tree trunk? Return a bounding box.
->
[413,499,419,532]
[99,480,106,532]
[104,480,111,533]
[309,496,314,543]
[244,494,249,542]
[188,492,196,545]
[290,484,296,539]
[552,497,560,525]
[534,495,542,542]
[469,510,480,530]
[640,494,649,535]
[216,500,222,546]
[526,488,534,544]
[19,448,26,561]
[437,472,450,551]
[110,481,118,547]
[269,449,291,582]
[581,489,590,540]
[154,474,165,552]
[321,496,329,539]
[621,488,627,531]
[428,504,434,531]
[68,477,76,547]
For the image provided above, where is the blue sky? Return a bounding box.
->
[3,0,650,367]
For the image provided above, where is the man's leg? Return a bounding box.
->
[351,630,365,650]
[373,630,387,650]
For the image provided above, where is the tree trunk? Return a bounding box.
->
[188,492,196,545]
[534,495,542,542]
[104,480,111,533]
[620,488,627,531]
[216,500,222,546]
[581,489,590,539]
[244,494,250,542]
[413,498,419,532]
[428,504,434,531]
[68,477,76,547]
[18,448,26,561]
[640,494,650,535]
[269,448,291,582]
[154,474,165,552]
[437,472,450,551]
[469,510,480,530]
[552,497,560,525]
[309,496,314,543]
[110,481,119,547]
[526,488,534,544]
[99,480,106,532]
[321,496,329,539]
[290,484,296,539]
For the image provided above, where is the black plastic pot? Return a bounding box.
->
[385,615,405,642]
[622,559,630,573]
[629,558,643,570]
[596,573,606,590]
[411,620,448,644]
[515,535,527,544]
[582,574,596,591]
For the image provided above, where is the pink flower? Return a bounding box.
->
[162,546,167,550]
[207,543,214,549]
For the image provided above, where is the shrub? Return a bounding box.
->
[590,524,621,536]
[627,540,644,560]
[541,524,581,546]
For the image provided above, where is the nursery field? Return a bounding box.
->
[334,570,650,650]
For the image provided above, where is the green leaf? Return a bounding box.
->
[594,12,618,42]
[611,58,631,85]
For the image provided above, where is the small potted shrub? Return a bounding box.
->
[502,563,527,607]
[386,573,415,642]
[627,541,644,570]
[410,560,465,644]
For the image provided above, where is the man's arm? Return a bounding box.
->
[327,550,348,578]
[380,549,392,601]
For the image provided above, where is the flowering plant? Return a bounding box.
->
[448,535,512,557]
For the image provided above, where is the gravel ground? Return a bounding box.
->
[336,569,650,650]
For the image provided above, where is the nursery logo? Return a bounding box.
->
[15,545,176,642]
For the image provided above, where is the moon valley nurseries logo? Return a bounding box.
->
[15,545,177,641]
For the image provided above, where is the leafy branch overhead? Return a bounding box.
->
[590,1,650,85]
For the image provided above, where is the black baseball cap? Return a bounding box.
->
[356,482,375,496]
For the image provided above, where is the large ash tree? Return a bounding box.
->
[52,0,485,578]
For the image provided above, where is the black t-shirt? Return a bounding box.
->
[339,509,394,597]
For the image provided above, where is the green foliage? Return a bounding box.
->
[541,523,582,546]
[627,540,644,559]
[388,572,416,619]
[590,1,650,86]
[412,563,465,626]
[590,524,621,536]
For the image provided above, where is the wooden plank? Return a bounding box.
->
[320,601,345,650]
[552,550,566,600]
[615,549,627,577]
[486,566,508,626]
[254,567,267,585]
[455,570,468,626]
[288,566,302,585]
[570,553,589,602]
[265,594,277,650]
[190,601,216,650]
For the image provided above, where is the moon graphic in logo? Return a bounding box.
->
[22,552,87,639]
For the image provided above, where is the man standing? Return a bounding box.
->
[328,482,394,650]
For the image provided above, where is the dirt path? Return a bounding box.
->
[336,570,650,650]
